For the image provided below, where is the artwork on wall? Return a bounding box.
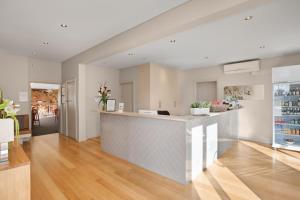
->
[224,84,264,100]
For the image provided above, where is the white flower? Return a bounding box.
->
[4,101,20,116]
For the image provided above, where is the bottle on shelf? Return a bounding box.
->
[284,101,289,106]
[282,107,286,115]
[289,100,293,107]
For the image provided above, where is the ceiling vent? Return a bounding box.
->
[224,60,260,74]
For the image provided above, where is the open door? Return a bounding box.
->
[30,83,61,136]
[66,80,77,140]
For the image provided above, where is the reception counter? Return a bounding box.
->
[100,110,238,184]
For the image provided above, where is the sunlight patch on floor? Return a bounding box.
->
[241,141,300,171]
[193,172,222,200]
[200,160,261,200]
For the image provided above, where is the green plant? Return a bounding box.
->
[190,102,201,108]
[190,101,211,108]
[200,101,211,108]
[0,89,20,142]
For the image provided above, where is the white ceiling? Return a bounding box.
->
[0,0,187,61]
[91,0,300,70]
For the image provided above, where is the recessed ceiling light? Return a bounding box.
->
[170,40,176,43]
[244,16,253,21]
[42,41,48,45]
[60,24,68,28]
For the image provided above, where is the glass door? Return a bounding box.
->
[273,82,300,151]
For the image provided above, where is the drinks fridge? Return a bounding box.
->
[273,65,300,151]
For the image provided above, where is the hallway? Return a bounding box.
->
[32,116,59,136]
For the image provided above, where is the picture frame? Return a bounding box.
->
[106,99,116,112]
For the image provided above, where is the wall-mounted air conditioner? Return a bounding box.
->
[224,60,260,74]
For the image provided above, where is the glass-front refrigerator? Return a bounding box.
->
[273,82,300,151]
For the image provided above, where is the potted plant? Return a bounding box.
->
[190,101,211,115]
[0,89,20,162]
[96,83,111,111]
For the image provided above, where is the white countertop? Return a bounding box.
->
[99,110,237,122]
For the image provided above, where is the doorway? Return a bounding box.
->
[196,81,217,102]
[30,83,61,136]
[65,80,77,140]
[121,82,134,112]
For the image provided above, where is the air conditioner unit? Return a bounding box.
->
[224,60,260,74]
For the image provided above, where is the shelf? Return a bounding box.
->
[274,95,300,98]
[275,131,300,136]
[279,106,300,108]
[273,83,300,151]
[274,115,300,117]
[273,143,300,151]
[275,123,300,126]
[274,106,300,109]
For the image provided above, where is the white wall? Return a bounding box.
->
[119,63,183,114]
[119,64,150,111]
[0,51,62,116]
[64,64,120,140]
[181,52,300,144]
[29,58,62,83]
[85,65,120,139]
[0,52,29,115]
[61,60,79,136]
[149,63,182,114]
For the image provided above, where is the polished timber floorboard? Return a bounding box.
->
[23,133,300,200]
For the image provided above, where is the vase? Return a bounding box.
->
[102,103,107,111]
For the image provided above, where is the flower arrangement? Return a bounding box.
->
[0,89,20,142]
[97,83,111,111]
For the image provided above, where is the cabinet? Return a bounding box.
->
[273,82,300,151]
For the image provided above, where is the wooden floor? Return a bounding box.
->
[22,133,300,200]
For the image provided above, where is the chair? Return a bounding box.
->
[157,110,170,116]
[32,108,40,127]
[54,108,59,122]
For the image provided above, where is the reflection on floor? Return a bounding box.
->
[23,134,300,200]
[32,116,59,136]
